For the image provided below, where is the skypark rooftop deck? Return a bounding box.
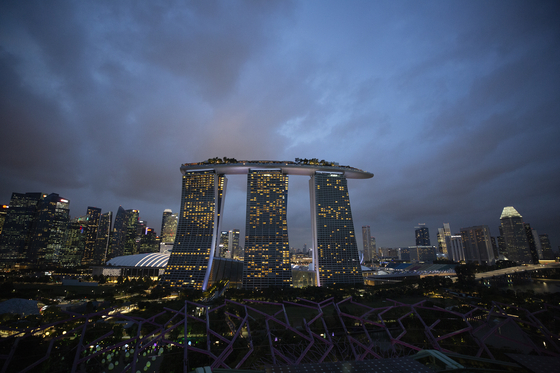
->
[181,159,373,179]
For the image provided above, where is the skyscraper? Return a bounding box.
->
[437,223,451,254]
[523,223,540,264]
[139,227,159,253]
[446,234,465,262]
[108,207,140,259]
[0,204,8,235]
[229,229,241,259]
[499,206,532,264]
[362,226,371,262]
[218,231,230,258]
[460,225,495,265]
[94,211,112,264]
[108,206,127,259]
[310,172,362,286]
[415,224,430,246]
[159,159,372,290]
[539,234,553,260]
[161,209,178,244]
[0,192,44,264]
[161,170,227,290]
[81,207,101,266]
[243,170,292,289]
[60,216,86,267]
[27,193,70,265]
[370,236,377,260]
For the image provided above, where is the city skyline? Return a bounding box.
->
[0,188,555,257]
[1,1,559,251]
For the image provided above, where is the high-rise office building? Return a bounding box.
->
[81,207,101,265]
[497,233,506,258]
[243,170,292,289]
[523,223,540,264]
[230,229,241,259]
[437,223,451,254]
[362,226,371,262]
[123,210,140,256]
[539,234,553,260]
[460,225,495,265]
[499,206,532,264]
[161,209,178,244]
[446,234,465,262]
[531,229,543,261]
[139,227,159,253]
[94,211,112,264]
[0,204,8,235]
[108,207,140,259]
[490,236,499,258]
[161,170,227,290]
[60,217,87,267]
[370,236,377,260]
[108,206,127,259]
[0,192,44,264]
[218,231,230,258]
[415,224,430,246]
[27,193,70,265]
[310,172,362,286]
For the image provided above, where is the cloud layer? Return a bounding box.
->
[1,0,559,250]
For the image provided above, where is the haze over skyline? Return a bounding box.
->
[1,1,559,251]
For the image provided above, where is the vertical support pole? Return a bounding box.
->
[184,301,188,373]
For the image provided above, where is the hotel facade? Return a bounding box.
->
[160,159,373,290]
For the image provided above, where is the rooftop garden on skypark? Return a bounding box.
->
[183,157,366,172]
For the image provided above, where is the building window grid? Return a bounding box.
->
[314,174,362,285]
[161,171,225,290]
[243,170,292,289]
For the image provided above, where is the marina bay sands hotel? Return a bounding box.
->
[160,159,373,290]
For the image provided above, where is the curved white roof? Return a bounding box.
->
[106,253,170,268]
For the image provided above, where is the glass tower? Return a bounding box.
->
[0,192,44,264]
[60,218,86,267]
[81,207,101,265]
[415,224,430,246]
[160,170,227,290]
[243,169,292,289]
[230,229,241,259]
[27,193,70,265]
[499,206,532,264]
[94,211,112,264]
[310,172,362,286]
[460,225,495,265]
[437,223,451,254]
[108,207,139,259]
[362,225,371,262]
[539,234,553,260]
[218,231,230,258]
[161,209,178,244]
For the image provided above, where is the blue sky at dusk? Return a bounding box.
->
[1,0,559,250]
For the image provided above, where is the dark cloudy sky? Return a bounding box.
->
[1,0,559,252]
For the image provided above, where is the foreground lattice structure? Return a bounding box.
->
[1,297,559,372]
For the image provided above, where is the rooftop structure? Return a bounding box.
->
[500,206,522,219]
[180,158,373,179]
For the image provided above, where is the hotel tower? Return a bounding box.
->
[160,159,372,290]
[310,172,363,286]
[160,170,227,290]
[243,169,292,289]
